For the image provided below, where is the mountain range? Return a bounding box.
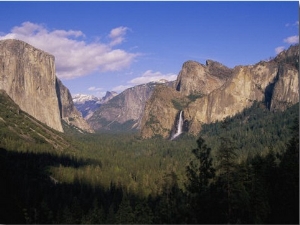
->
[0,39,298,139]
[80,44,299,138]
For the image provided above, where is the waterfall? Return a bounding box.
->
[171,110,184,140]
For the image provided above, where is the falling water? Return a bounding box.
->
[171,110,184,140]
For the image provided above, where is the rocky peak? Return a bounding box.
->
[101,91,118,104]
[73,94,100,104]
[205,59,233,80]
[274,44,299,69]
[175,60,232,96]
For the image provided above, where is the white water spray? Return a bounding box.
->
[171,110,184,140]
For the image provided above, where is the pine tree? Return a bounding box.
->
[215,120,239,223]
[185,137,215,223]
[115,192,134,224]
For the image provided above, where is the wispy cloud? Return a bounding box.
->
[129,70,177,85]
[112,85,133,93]
[285,21,299,27]
[283,35,299,44]
[88,86,103,91]
[109,26,129,46]
[112,70,177,93]
[275,21,299,54]
[0,22,139,79]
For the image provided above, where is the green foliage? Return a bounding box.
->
[187,93,204,102]
[185,137,216,223]
[200,101,299,160]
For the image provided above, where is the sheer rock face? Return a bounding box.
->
[0,39,94,133]
[141,45,299,138]
[56,78,94,133]
[0,39,63,132]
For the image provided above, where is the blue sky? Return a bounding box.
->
[0,1,298,97]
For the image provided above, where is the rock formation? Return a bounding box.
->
[0,39,63,132]
[174,60,232,96]
[56,78,94,133]
[0,39,93,133]
[141,45,299,138]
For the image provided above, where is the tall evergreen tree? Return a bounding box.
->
[154,171,187,223]
[115,192,134,224]
[185,137,215,223]
[215,120,239,223]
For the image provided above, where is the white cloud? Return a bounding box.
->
[129,70,177,85]
[285,21,299,27]
[0,22,138,79]
[111,70,177,93]
[88,86,103,91]
[283,35,299,44]
[109,26,129,46]
[112,85,133,93]
[275,46,285,54]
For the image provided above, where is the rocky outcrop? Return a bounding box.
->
[141,45,299,138]
[0,39,63,132]
[88,82,160,131]
[56,78,94,133]
[174,60,232,96]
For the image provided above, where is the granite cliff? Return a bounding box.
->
[0,39,93,133]
[141,45,299,138]
[0,39,63,132]
[56,78,94,133]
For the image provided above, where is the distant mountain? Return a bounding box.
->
[87,82,173,132]
[0,39,93,133]
[73,91,118,120]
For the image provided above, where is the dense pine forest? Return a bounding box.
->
[0,91,299,224]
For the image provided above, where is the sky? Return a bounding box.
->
[0,1,298,98]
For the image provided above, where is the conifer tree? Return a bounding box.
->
[185,137,215,223]
[215,120,238,223]
[115,192,134,224]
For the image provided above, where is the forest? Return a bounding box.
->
[0,92,299,224]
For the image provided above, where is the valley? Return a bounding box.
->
[0,38,298,224]
[0,88,298,223]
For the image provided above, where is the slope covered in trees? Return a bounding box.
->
[0,90,298,224]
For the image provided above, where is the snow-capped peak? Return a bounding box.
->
[73,94,100,104]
